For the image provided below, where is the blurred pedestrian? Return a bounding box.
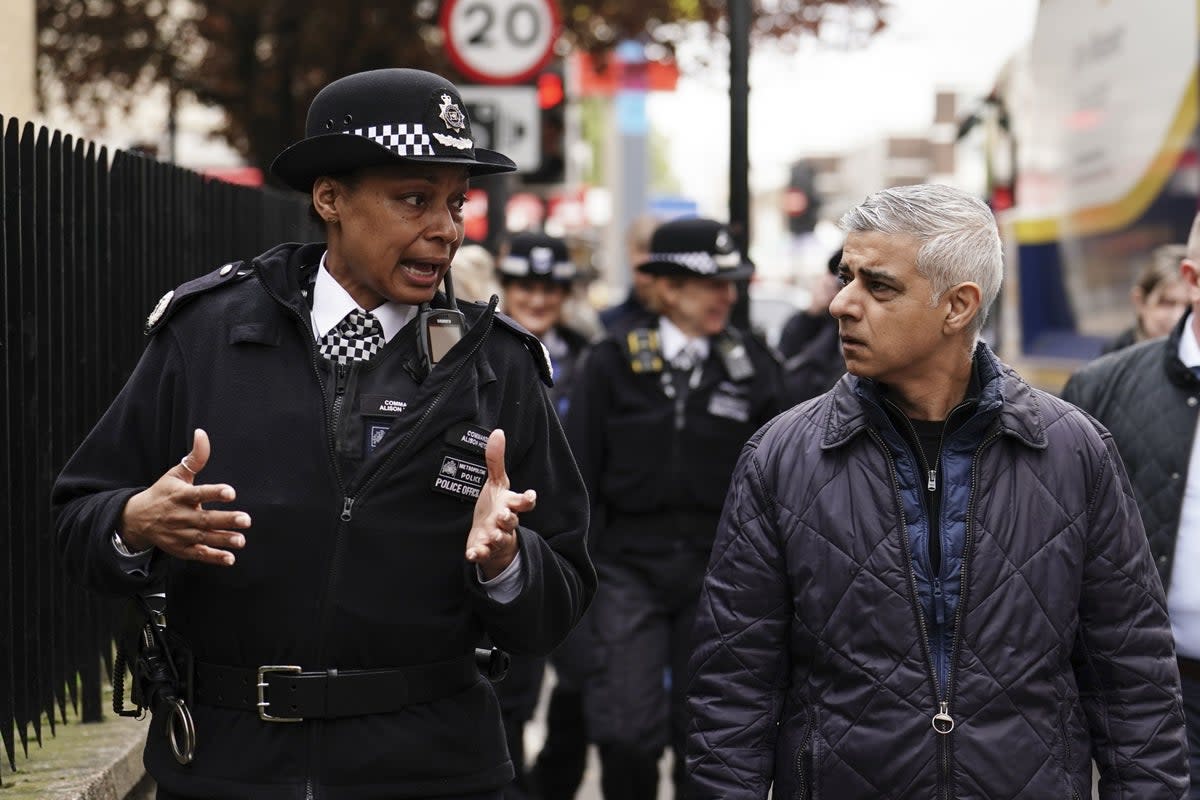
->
[600,213,661,335]
[490,231,592,799]
[1104,242,1191,353]
[53,67,595,800]
[453,241,503,303]
[567,217,786,800]
[778,247,846,404]
[1062,212,1200,797]
[687,184,1188,799]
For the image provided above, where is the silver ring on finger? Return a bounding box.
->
[180,456,197,476]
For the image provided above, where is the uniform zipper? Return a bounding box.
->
[314,306,497,657]
[258,266,498,796]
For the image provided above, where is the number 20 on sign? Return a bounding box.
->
[440,0,561,85]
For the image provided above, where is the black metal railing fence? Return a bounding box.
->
[0,115,319,784]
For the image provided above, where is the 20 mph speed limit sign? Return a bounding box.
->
[440,0,560,85]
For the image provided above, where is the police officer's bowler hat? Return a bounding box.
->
[271,68,517,193]
[498,233,577,284]
[637,218,754,281]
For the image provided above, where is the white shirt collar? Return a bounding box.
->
[658,316,710,363]
[311,251,416,343]
[1178,312,1200,369]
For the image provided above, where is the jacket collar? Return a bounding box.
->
[820,342,1048,451]
[1164,311,1200,390]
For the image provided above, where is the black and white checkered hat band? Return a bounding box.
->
[500,255,575,280]
[647,250,742,275]
[346,124,434,156]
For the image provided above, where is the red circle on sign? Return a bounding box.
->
[440,0,561,85]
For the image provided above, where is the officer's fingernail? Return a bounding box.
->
[231,534,245,547]
[235,514,251,527]
[223,554,235,565]
[526,490,537,500]
[221,487,235,501]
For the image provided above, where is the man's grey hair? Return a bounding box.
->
[839,184,1003,336]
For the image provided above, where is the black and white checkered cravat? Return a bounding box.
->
[319,309,385,365]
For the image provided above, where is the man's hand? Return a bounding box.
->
[467,429,536,580]
[118,428,250,566]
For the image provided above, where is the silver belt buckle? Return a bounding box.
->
[257,665,303,722]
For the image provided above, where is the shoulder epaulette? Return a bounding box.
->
[620,328,664,374]
[144,260,255,335]
[493,311,554,387]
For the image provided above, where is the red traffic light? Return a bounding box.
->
[537,72,564,109]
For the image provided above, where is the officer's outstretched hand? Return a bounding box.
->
[467,429,535,581]
[118,428,250,566]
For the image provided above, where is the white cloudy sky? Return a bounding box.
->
[648,0,1041,210]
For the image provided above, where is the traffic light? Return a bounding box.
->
[785,161,820,235]
[522,62,565,185]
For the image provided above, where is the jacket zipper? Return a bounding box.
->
[329,360,350,481]
[258,266,499,795]
[793,706,813,800]
[935,430,1001,798]
[314,307,498,655]
[869,429,958,799]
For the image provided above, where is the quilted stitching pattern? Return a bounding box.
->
[1061,337,1200,588]
[688,364,1188,799]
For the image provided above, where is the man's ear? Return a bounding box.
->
[1182,258,1200,294]
[943,282,983,335]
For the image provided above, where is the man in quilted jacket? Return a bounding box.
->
[686,183,1189,799]
[1062,211,1200,797]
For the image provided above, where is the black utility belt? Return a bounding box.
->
[194,653,481,723]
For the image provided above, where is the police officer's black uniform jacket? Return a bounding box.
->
[53,241,596,800]
[565,323,785,554]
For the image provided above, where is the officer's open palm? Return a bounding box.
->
[467,429,535,580]
[118,428,250,566]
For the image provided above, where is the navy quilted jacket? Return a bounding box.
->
[687,346,1187,800]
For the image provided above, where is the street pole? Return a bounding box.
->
[729,0,751,329]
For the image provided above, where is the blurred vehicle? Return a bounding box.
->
[748,281,812,349]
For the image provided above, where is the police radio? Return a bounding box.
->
[417,271,466,375]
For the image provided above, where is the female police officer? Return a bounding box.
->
[53,68,595,800]
[564,218,785,799]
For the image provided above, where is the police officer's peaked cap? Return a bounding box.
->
[271,68,517,192]
[637,217,754,281]
[498,232,576,283]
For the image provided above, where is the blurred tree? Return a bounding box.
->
[36,0,886,174]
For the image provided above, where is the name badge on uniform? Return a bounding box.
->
[432,454,488,501]
[444,423,492,455]
[361,395,409,417]
[708,391,751,422]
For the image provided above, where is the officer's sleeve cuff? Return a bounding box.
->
[476,550,524,605]
[112,531,155,577]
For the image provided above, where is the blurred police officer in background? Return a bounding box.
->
[491,231,592,799]
[53,68,595,800]
[565,217,785,800]
[499,232,592,419]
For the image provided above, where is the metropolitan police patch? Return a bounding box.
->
[432,454,487,501]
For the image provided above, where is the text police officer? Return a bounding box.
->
[53,68,595,800]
